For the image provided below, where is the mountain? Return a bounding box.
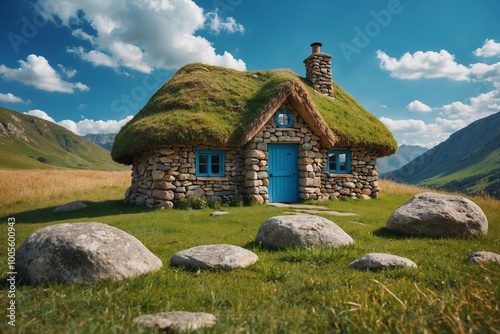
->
[378,144,428,175]
[383,112,500,198]
[84,133,116,151]
[0,106,128,170]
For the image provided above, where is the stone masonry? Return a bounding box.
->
[303,42,333,97]
[127,146,244,208]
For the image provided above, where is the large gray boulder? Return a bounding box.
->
[134,311,216,332]
[386,192,488,238]
[16,222,162,284]
[348,253,417,271]
[255,215,354,249]
[170,244,258,270]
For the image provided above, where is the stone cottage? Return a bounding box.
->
[111,43,397,207]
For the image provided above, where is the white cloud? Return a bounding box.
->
[380,117,453,148]
[0,54,89,93]
[72,28,95,44]
[67,46,116,68]
[39,0,246,72]
[379,117,427,133]
[0,92,29,104]
[470,62,500,83]
[474,39,500,57]
[109,42,152,73]
[205,11,245,34]
[58,115,134,135]
[57,64,77,78]
[24,109,56,122]
[441,88,500,121]
[23,108,133,135]
[407,100,432,112]
[376,50,470,81]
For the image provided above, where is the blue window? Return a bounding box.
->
[327,150,351,174]
[274,108,294,128]
[195,150,225,177]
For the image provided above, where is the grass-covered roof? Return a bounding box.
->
[112,63,397,164]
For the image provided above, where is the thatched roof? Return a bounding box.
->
[112,63,397,164]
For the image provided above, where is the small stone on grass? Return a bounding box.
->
[133,311,216,333]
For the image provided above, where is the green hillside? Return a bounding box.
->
[0,106,128,170]
[422,144,500,198]
[383,112,500,198]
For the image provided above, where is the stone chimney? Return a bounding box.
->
[303,42,333,97]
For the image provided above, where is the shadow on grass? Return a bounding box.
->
[372,227,409,239]
[1,200,153,225]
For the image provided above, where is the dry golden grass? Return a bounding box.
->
[380,179,499,212]
[0,169,130,213]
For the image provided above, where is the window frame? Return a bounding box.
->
[274,108,294,128]
[327,150,351,174]
[195,150,225,177]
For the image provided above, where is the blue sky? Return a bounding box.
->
[1,0,499,148]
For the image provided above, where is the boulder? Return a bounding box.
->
[348,253,417,271]
[170,244,258,270]
[16,222,162,284]
[133,311,216,332]
[53,200,87,213]
[386,192,488,238]
[255,215,354,249]
[466,251,500,264]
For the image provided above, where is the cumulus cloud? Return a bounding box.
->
[0,54,89,93]
[441,88,500,121]
[376,50,470,81]
[474,39,500,57]
[469,62,500,83]
[0,92,29,104]
[24,109,56,122]
[380,117,453,148]
[58,115,134,135]
[407,100,432,112]
[379,117,427,133]
[38,0,246,72]
[23,109,133,135]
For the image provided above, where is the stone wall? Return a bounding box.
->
[127,146,244,208]
[320,148,380,200]
[126,98,380,207]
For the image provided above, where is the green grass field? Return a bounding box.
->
[0,171,498,333]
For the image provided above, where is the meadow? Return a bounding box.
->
[0,169,499,333]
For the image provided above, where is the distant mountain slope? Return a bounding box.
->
[0,106,128,170]
[384,112,500,198]
[378,144,428,175]
[84,134,116,151]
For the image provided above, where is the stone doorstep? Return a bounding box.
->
[269,203,357,216]
[268,203,330,210]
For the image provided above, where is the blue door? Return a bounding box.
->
[268,144,299,202]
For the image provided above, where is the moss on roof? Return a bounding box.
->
[112,63,397,164]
